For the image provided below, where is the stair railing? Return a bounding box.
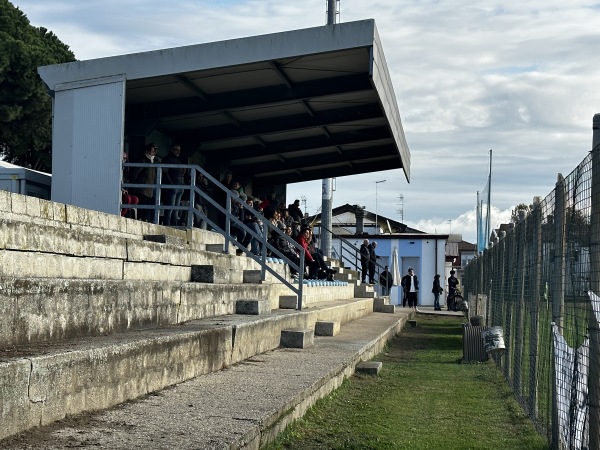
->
[123,162,305,309]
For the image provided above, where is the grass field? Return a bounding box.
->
[264,315,550,450]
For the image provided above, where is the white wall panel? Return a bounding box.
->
[51,77,125,215]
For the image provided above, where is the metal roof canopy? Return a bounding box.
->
[39,19,409,192]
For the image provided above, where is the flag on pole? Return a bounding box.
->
[477,150,492,253]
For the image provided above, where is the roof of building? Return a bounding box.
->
[38,19,410,192]
[309,203,432,235]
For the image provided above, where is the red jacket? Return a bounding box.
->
[295,234,314,262]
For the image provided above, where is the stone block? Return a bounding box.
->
[0,189,10,213]
[191,265,231,284]
[279,295,298,309]
[11,193,27,215]
[243,270,262,284]
[356,361,382,375]
[235,299,270,315]
[205,243,226,253]
[373,298,386,312]
[381,304,395,314]
[143,234,185,246]
[314,321,340,336]
[280,328,314,348]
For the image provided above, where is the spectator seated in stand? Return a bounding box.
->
[241,196,263,256]
[121,152,139,218]
[274,222,300,278]
[306,227,337,280]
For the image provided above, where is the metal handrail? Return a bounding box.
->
[317,224,388,285]
[122,162,305,309]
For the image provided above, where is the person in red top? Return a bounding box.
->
[296,227,318,279]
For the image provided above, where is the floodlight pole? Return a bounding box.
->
[321,0,339,258]
[375,179,386,234]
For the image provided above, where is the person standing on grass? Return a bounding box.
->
[432,274,443,311]
[401,267,419,313]
[447,269,459,311]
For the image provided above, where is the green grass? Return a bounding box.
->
[264,316,550,450]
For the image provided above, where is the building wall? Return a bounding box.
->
[51,76,125,215]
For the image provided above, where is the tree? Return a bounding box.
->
[0,0,75,171]
[510,203,531,223]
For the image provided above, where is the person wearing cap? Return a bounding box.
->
[401,267,419,313]
[447,269,460,311]
[432,274,443,311]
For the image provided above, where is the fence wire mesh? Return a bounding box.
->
[464,148,600,449]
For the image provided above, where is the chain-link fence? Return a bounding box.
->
[464,143,600,449]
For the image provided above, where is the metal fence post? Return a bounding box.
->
[552,173,566,450]
[587,114,600,450]
[529,196,542,421]
[514,212,527,397]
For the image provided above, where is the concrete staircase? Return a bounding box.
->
[0,190,409,448]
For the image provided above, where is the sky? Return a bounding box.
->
[11,0,600,243]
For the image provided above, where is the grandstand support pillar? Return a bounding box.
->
[321,178,333,258]
[552,173,566,450]
[587,114,600,450]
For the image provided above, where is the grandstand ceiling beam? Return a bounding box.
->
[125,73,372,121]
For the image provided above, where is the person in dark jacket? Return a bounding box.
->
[401,267,419,313]
[379,265,393,296]
[161,144,186,226]
[367,241,378,284]
[359,239,370,284]
[131,143,158,223]
[432,274,443,311]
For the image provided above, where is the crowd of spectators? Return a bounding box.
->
[122,145,338,280]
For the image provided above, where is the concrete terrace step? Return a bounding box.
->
[0,297,378,441]
[0,308,412,450]
[0,277,361,349]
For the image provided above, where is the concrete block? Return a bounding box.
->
[52,202,67,222]
[205,243,226,253]
[0,189,10,213]
[235,299,270,315]
[315,321,340,336]
[279,295,298,309]
[191,265,231,283]
[356,361,382,375]
[39,199,54,220]
[66,204,91,226]
[373,298,386,312]
[408,319,417,327]
[143,234,185,246]
[280,328,314,348]
[11,193,27,215]
[123,261,191,282]
[381,304,396,314]
[243,270,262,284]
